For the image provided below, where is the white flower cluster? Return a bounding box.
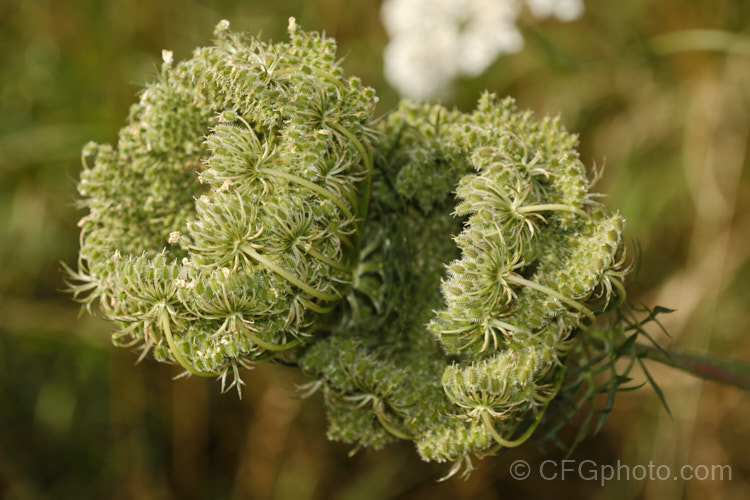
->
[527,0,583,21]
[381,0,583,100]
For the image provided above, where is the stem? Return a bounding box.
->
[650,30,750,57]
[241,244,340,302]
[273,66,344,89]
[506,275,596,323]
[336,232,354,252]
[635,343,750,391]
[328,121,372,174]
[438,322,481,335]
[482,370,564,448]
[326,121,373,265]
[609,277,627,310]
[159,309,215,377]
[237,321,301,352]
[258,168,353,219]
[375,406,412,440]
[301,243,349,271]
[310,67,344,88]
[300,298,336,314]
[517,203,591,220]
[353,170,371,253]
[488,319,532,336]
[482,411,537,448]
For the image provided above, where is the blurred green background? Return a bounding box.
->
[1,1,749,498]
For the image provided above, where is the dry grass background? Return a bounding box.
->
[1,0,748,498]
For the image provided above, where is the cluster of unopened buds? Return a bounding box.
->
[67,19,634,477]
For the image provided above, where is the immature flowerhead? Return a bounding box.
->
[68,19,377,382]
[66,20,638,480]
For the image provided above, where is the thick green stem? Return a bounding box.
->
[518,203,591,220]
[635,343,750,391]
[482,369,564,448]
[325,121,373,268]
[237,321,301,352]
[159,309,215,377]
[375,407,413,440]
[650,30,750,57]
[328,121,372,174]
[488,319,532,336]
[482,411,539,448]
[609,277,627,310]
[301,243,350,271]
[506,274,596,323]
[258,168,353,219]
[241,244,340,302]
[300,297,336,314]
